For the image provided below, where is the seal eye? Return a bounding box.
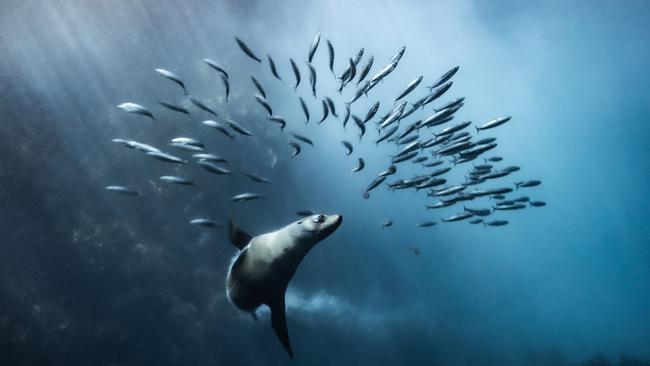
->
[312,214,326,223]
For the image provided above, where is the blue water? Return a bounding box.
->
[1,1,649,365]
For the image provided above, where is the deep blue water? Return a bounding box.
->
[1,1,649,365]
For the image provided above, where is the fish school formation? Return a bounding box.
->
[108,30,545,233]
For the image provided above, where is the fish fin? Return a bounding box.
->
[268,292,293,358]
[475,126,479,133]
[228,219,252,250]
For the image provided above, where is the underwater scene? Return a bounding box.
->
[1,0,649,365]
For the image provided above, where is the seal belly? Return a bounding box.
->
[226,247,271,312]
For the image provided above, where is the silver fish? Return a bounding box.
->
[394,76,423,102]
[189,218,221,228]
[155,68,187,95]
[429,66,459,89]
[267,55,283,82]
[105,185,140,196]
[159,100,189,115]
[325,97,338,118]
[308,31,321,63]
[243,173,271,184]
[198,160,231,175]
[187,96,218,117]
[235,37,262,62]
[117,102,155,120]
[418,221,436,228]
[254,94,273,116]
[308,63,317,97]
[147,151,187,164]
[484,220,509,226]
[250,75,267,99]
[225,119,254,137]
[290,58,301,89]
[268,116,286,130]
[192,153,227,163]
[351,158,365,172]
[202,120,235,140]
[327,39,335,74]
[341,141,353,156]
[356,55,373,84]
[299,97,310,124]
[476,116,511,132]
[441,212,473,222]
[289,142,301,157]
[159,176,194,186]
[290,132,313,146]
[363,101,380,123]
[352,115,366,141]
[203,58,229,78]
[319,99,329,123]
[220,73,230,101]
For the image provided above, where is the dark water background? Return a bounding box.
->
[1,0,649,365]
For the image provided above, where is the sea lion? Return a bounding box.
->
[226,214,343,358]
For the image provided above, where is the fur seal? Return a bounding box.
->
[226,214,343,358]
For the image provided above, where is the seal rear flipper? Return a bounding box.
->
[228,219,252,250]
[268,293,293,358]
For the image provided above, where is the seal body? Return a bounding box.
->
[225,214,343,358]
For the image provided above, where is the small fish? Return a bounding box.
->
[268,116,287,130]
[105,185,140,196]
[425,201,454,210]
[365,175,386,193]
[486,156,503,162]
[289,142,301,157]
[418,221,436,228]
[351,158,365,172]
[308,63,317,97]
[342,104,351,129]
[394,76,423,102]
[363,102,380,123]
[378,165,397,178]
[187,96,218,117]
[299,97,310,124]
[267,55,283,82]
[147,151,187,164]
[469,218,483,225]
[290,58,301,89]
[392,151,418,164]
[171,137,203,147]
[513,196,530,203]
[435,121,472,137]
[463,206,492,216]
[413,156,428,164]
[484,220,509,226]
[325,97,338,118]
[155,68,187,95]
[170,142,204,152]
[441,213,473,222]
[475,137,497,145]
[231,192,264,202]
[434,97,465,112]
[290,132,313,146]
[220,74,230,101]
[235,37,262,63]
[376,125,399,145]
[345,57,357,83]
[117,103,155,120]
[429,66,459,89]
[203,58,229,78]
[190,218,221,228]
[515,180,541,189]
[409,246,420,256]
[341,141,353,156]
[347,81,369,104]
[381,220,393,228]
[422,81,453,108]
[225,119,254,137]
[119,140,161,153]
[492,203,527,211]
[244,173,271,184]
[326,40,335,74]
[202,120,235,140]
[423,160,444,168]
[296,210,315,217]
[308,31,321,63]
[397,135,419,145]
[197,160,231,175]
[254,94,273,116]
[159,100,189,115]
[250,75,267,99]
[379,101,407,129]
[530,201,546,207]
[192,153,227,163]
[357,56,374,84]
[352,115,366,141]
[476,116,511,132]
[159,176,194,186]
[319,99,329,123]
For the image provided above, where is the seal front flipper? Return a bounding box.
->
[268,293,293,358]
[228,219,252,250]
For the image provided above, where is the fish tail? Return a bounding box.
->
[475,126,480,133]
